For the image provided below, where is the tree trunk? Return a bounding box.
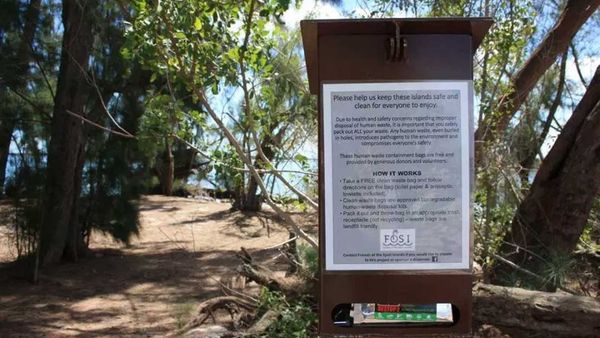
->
[173,148,199,180]
[236,128,285,211]
[475,0,599,166]
[0,0,42,196]
[63,142,87,261]
[158,137,174,196]
[40,0,95,265]
[494,66,600,287]
[243,173,263,211]
[473,283,600,338]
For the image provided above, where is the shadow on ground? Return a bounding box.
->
[0,246,282,336]
[0,196,309,337]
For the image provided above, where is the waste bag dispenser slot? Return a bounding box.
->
[301,18,492,336]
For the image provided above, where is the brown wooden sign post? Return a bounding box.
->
[301,18,492,336]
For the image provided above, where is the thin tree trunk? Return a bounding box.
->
[475,0,599,166]
[494,66,600,287]
[244,175,262,211]
[518,53,568,185]
[64,141,87,261]
[241,140,273,212]
[161,138,175,196]
[238,125,287,211]
[40,0,95,265]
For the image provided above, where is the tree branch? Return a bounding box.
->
[196,89,317,248]
[65,109,135,138]
[250,130,318,211]
[570,43,588,88]
[475,0,600,165]
[66,49,135,138]
[8,87,52,121]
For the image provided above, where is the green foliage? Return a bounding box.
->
[71,3,156,246]
[124,0,290,91]
[287,198,309,212]
[498,250,576,292]
[541,252,575,291]
[10,203,40,259]
[137,93,200,160]
[476,1,536,117]
[124,0,319,211]
[246,243,318,337]
[0,0,58,257]
[211,145,245,192]
[297,244,318,279]
[82,125,144,245]
[577,198,600,255]
[473,165,517,271]
[234,28,316,209]
[2,114,47,259]
[83,190,140,244]
[252,288,317,338]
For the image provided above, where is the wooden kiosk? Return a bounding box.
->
[301,18,492,336]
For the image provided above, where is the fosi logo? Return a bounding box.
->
[380,229,415,251]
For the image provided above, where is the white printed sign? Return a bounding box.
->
[323,81,471,271]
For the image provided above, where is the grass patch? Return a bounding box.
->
[171,301,196,330]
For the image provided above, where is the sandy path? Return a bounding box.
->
[0,195,313,336]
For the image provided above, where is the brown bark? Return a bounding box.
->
[40,0,95,265]
[475,0,599,165]
[245,310,278,336]
[173,148,200,180]
[172,296,255,337]
[159,138,174,196]
[243,173,262,211]
[236,247,310,298]
[0,0,42,196]
[236,127,285,211]
[473,283,600,337]
[64,142,87,261]
[495,66,600,284]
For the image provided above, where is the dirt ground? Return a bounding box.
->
[0,195,316,337]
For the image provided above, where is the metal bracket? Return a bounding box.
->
[387,21,407,62]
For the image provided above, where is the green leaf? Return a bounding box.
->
[167,57,179,67]
[294,154,308,163]
[120,47,131,59]
[226,47,239,61]
[136,0,146,11]
[194,17,203,31]
[259,9,270,17]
